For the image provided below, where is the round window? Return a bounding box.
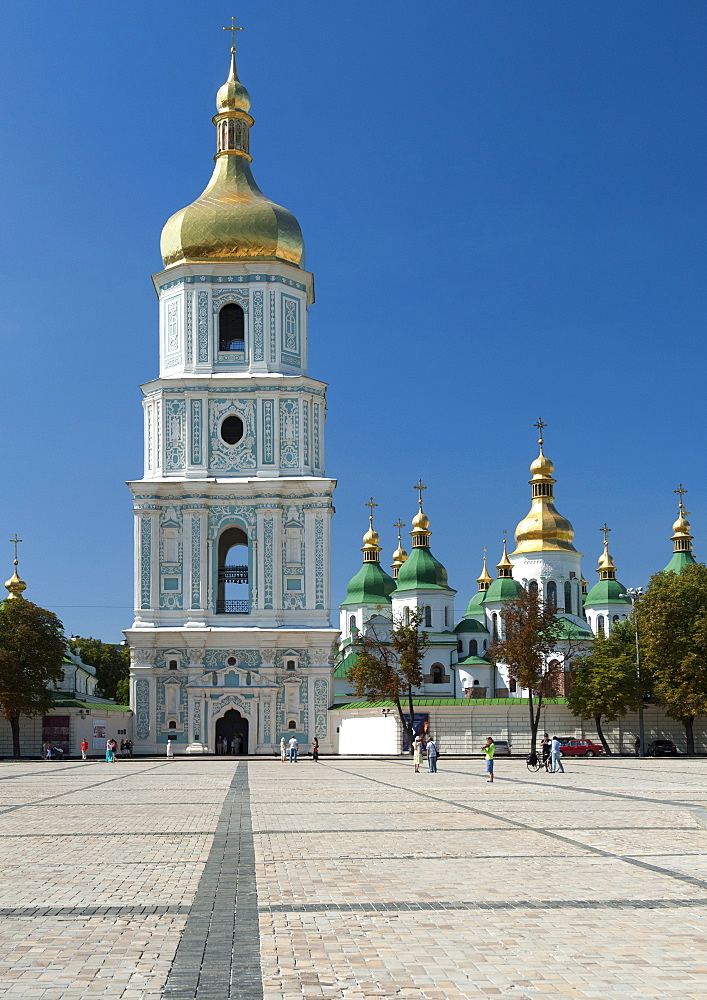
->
[227,656,237,666]
[221,415,244,445]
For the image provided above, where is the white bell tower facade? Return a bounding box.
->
[125,38,338,755]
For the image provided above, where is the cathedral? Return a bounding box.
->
[126,39,697,754]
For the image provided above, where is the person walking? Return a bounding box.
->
[551,736,565,773]
[540,733,552,772]
[483,737,495,782]
[105,739,114,763]
[288,735,299,763]
[312,737,319,762]
[412,734,423,773]
[426,737,439,773]
[80,739,89,761]
[280,736,287,762]
[166,738,174,759]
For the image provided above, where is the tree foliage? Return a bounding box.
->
[68,636,130,702]
[0,599,67,757]
[566,618,642,752]
[345,609,429,752]
[489,589,564,752]
[639,563,707,755]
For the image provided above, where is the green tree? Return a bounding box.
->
[345,609,429,752]
[639,563,707,755]
[68,637,130,701]
[566,619,642,753]
[489,589,564,753]
[0,599,67,758]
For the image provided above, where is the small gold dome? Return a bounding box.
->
[216,51,251,113]
[391,544,408,563]
[530,452,554,480]
[412,509,429,531]
[672,512,691,537]
[476,554,493,587]
[4,563,26,599]
[362,527,381,549]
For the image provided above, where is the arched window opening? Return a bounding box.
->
[286,660,296,671]
[404,607,410,625]
[547,581,557,609]
[469,639,478,656]
[457,639,463,653]
[168,659,178,670]
[431,663,444,684]
[483,640,487,650]
[509,676,517,693]
[444,606,449,627]
[349,615,356,634]
[424,606,432,628]
[212,672,218,686]
[217,526,249,614]
[564,581,572,614]
[492,613,499,642]
[612,615,619,624]
[168,720,176,729]
[528,580,538,597]
[219,303,245,352]
[288,720,296,729]
[597,615,605,636]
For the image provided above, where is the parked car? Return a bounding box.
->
[493,740,511,756]
[559,739,603,757]
[647,739,679,756]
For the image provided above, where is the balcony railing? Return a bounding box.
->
[218,564,249,584]
[215,600,250,614]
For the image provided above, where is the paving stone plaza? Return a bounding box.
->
[1,757,706,999]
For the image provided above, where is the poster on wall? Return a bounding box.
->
[42,716,70,754]
[402,713,430,752]
[92,720,106,750]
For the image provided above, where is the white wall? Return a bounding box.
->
[337,715,398,754]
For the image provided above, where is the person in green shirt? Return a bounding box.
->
[483,737,495,783]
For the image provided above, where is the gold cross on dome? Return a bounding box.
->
[365,497,378,526]
[9,535,21,564]
[600,523,611,547]
[674,483,689,510]
[222,16,244,52]
[393,519,405,541]
[533,417,547,444]
[414,479,427,505]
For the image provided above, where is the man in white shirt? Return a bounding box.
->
[551,736,565,773]
[288,736,299,763]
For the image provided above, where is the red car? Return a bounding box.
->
[559,739,603,757]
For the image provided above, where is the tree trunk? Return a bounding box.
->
[684,716,695,756]
[10,715,21,758]
[394,696,414,755]
[594,715,611,754]
[406,684,417,754]
[528,690,543,752]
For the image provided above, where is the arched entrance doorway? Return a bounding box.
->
[215,708,249,755]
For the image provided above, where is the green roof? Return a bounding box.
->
[333,649,361,678]
[394,546,455,593]
[483,577,523,603]
[463,590,487,617]
[663,550,697,574]
[330,697,568,709]
[584,577,632,607]
[454,618,488,634]
[51,696,131,712]
[340,561,396,607]
[454,655,491,666]
[553,616,594,640]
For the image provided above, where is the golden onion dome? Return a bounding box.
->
[597,547,616,572]
[4,562,26,599]
[530,452,554,480]
[672,512,691,537]
[512,424,579,555]
[160,49,304,269]
[412,509,430,531]
[216,51,251,113]
[362,527,381,549]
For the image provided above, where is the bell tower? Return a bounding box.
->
[125,29,338,755]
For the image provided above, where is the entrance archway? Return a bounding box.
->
[215,708,249,755]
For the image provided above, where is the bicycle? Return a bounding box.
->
[526,751,552,773]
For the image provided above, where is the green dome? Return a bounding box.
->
[340,561,396,608]
[463,590,487,618]
[483,577,523,604]
[663,550,696,574]
[454,617,488,634]
[394,547,453,593]
[584,577,632,607]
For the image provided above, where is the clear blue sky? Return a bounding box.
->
[0,1,704,641]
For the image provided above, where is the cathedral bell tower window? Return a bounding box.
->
[216,526,249,614]
[546,581,557,609]
[564,581,572,614]
[220,415,244,445]
[219,303,245,352]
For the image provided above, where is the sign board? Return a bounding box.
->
[92,719,106,750]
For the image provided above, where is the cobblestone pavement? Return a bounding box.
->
[1,757,707,999]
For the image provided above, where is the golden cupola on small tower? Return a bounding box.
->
[160,25,304,269]
[512,419,578,555]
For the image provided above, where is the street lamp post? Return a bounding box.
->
[624,587,645,758]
